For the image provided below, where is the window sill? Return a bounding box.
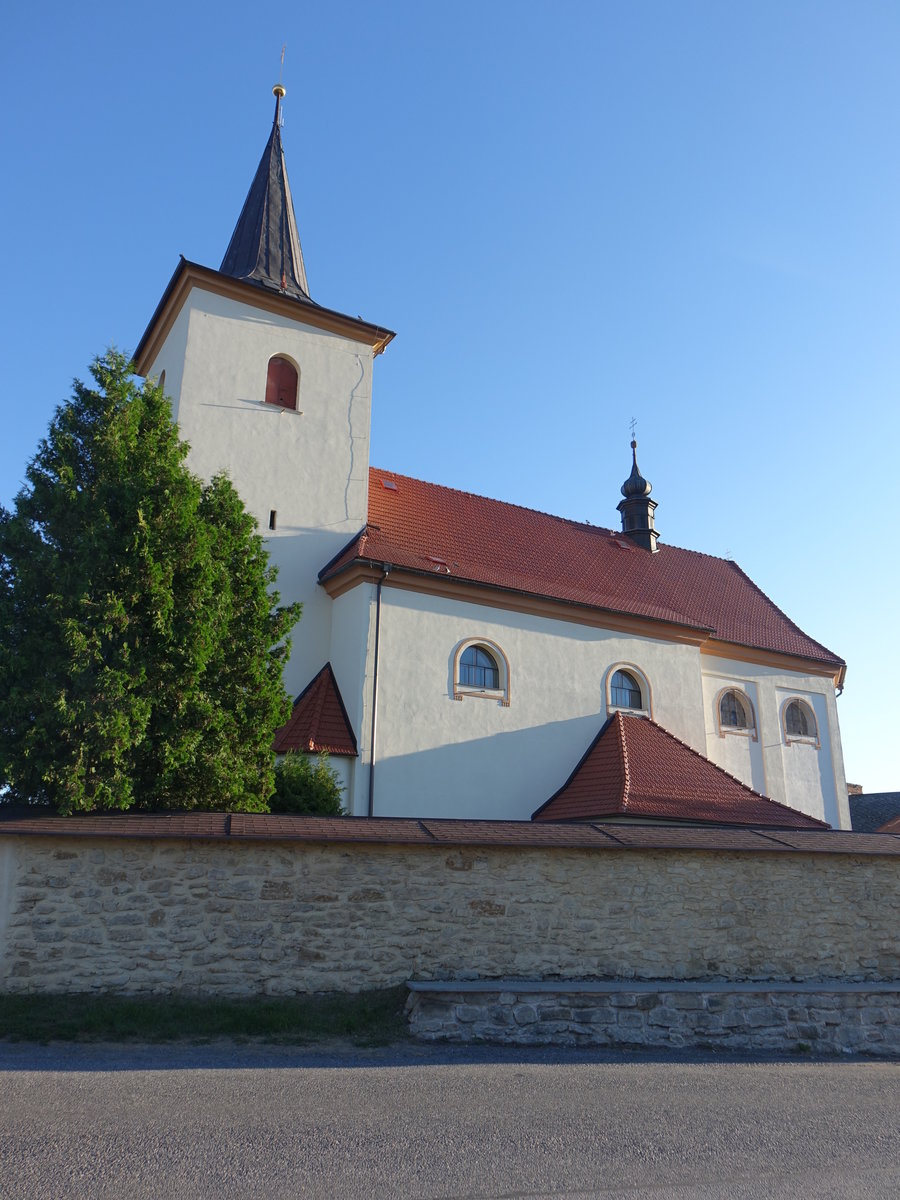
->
[607,705,650,719]
[260,401,303,414]
[718,727,758,742]
[454,687,510,707]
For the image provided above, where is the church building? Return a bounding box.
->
[134,87,849,831]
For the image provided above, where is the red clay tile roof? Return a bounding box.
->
[320,469,843,671]
[533,712,829,829]
[273,663,358,756]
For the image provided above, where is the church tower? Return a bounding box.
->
[134,87,394,696]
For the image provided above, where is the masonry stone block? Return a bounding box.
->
[454,1004,483,1023]
[512,1004,539,1025]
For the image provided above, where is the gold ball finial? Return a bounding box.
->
[273,83,286,98]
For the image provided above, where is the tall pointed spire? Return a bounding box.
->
[220,84,311,302]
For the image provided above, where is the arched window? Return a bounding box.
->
[452,639,510,705]
[158,369,166,393]
[607,665,649,714]
[784,698,818,744]
[265,355,299,409]
[459,645,499,689]
[718,688,755,735]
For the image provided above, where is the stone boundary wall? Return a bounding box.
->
[406,981,900,1054]
[1,819,899,997]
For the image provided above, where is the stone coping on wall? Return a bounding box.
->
[1,811,900,856]
[407,979,900,995]
[408,974,900,993]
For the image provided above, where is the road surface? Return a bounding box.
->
[1,1041,898,1198]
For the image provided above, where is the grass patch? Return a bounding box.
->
[0,986,409,1046]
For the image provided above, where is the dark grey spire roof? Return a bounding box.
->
[220,87,311,302]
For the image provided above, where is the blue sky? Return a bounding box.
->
[2,1,898,792]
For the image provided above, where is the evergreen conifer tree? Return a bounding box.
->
[0,351,300,813]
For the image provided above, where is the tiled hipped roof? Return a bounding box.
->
[321,469,844,672]
[533,712,828,829]
[273,663,358,756]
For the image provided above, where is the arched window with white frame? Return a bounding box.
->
[717,688,757,739]
[452,639,510,706]
[606,663,650,717]
[782,697,819,745]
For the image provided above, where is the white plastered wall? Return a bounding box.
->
[701,656,848,828]
[146,305,189,419]
[354,584,708,821]
[326,583,376,812]
[144,286,375,697]
[336,583,850,827]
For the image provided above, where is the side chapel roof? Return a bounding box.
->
[273,663,358,756]
[533,712,828,828]
[320,468,845,676]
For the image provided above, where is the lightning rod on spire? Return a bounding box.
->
[273,46,287,124]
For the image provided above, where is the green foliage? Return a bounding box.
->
[0,350,301,813]
[269,752,345,815]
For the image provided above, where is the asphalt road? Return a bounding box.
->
[1,1041,898,1199]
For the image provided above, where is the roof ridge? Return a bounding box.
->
[308,670,329,745]
[617,713,632,812]
[370,468,843,645]
[641,717,809,813]
[356,468,844,673]
[273,662,358,757]
[646,717,763,798]
[370,466,615,537]
[534,712,829,829]
[371,467,777,567]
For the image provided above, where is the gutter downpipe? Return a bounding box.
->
[367,566,390,818]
